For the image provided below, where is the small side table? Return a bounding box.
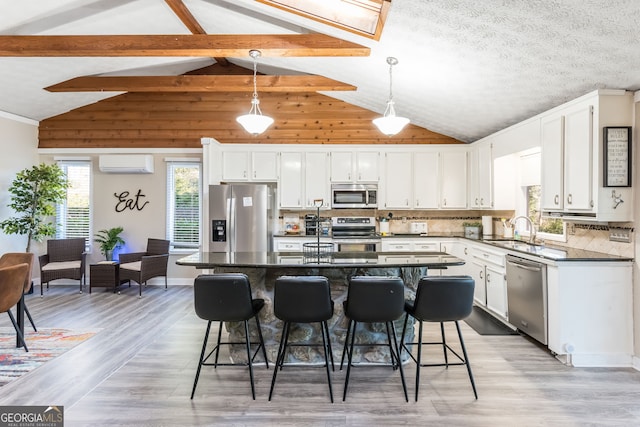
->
[90,262,124,294]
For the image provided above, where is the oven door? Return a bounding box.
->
[335,239,380,252]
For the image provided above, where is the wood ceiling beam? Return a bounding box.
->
[164,0,230,66]
[0,34,369,57]
[44,75,357,92]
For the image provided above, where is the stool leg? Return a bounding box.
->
[455,320,478,399]
[323,320,335,371]
[415,320,423,402]
[342,320,357,401]
[191,320,212,399]
[340,318,352,370]
[400,312,410,355]
[244,320,256,400]
[213,321,223,368]
[387,321,408,402]
[320,320,334,403]
[7,310,28,352]
[23,301,37,332]
[269,321,290,401]
[441,322,449,368]
[254,314,269,368]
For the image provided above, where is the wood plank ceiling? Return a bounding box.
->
[36,0,462,149]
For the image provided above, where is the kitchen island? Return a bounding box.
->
[177,251,464,364]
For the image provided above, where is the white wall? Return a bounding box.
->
[37,151,202,284]
[0,113,39,253]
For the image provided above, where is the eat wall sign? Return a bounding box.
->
[114,189,149,212]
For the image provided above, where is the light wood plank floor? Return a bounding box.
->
[1,284,639,426]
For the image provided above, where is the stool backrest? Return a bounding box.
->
[0,263,29,313]
[193,273,255,321]
[274,276,332,322]
[346,276,405,322]
[413,276,475,322]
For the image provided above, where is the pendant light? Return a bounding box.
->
[236,50,274,135]
[372,57,409,136]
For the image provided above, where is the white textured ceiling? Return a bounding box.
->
[1,0,639,143]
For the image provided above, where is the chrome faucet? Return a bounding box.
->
[510,216,536,244]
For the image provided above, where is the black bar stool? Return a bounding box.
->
[191,273,269,400]
[400,275,477,401]
[269,276,335,402]
[341,276,408,402]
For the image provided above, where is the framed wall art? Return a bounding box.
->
[603,126,632,187]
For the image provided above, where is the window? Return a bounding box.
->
[167,161,202,251]
[56,160,92,249]
[517,150,565,241]
[526,184,565,237]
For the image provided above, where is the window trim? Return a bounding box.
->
[166,161,202,253]
[55,159,93,252]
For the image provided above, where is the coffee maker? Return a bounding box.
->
[305,214,318,236]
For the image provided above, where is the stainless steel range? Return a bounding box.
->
[331,216,380,252]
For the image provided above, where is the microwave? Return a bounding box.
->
[331,184,378,209]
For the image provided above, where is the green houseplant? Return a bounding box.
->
[94,227,126,261]
[0,163,68,252]
[462,221,482,239]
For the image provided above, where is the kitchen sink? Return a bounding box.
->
[485,240,567,259]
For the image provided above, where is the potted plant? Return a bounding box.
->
[462,221,482,239]
[94,227,126,261]
[0,163,68,252]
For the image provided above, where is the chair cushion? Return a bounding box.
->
[120,261,141,272]
[42,260,81,271]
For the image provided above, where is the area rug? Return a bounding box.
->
[0,328,99,386]
[464,306,519,336]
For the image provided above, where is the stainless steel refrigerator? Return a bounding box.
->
[209,184,275,252]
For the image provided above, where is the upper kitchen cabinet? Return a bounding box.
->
[330,151,379,182]
[469,142,493,209]
[304,152,330,209]
[278,151,330,209]
[440,150,468,209]
[382,151,439,209]
[279,152,303,208]
[540,90,634,221]
[221,151,278,182]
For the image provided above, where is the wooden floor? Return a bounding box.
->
[1,284,640,426]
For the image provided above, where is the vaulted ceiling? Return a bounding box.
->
[2,0,640,144]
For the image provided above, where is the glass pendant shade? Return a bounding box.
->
[237,50,273,135]
[373,57,409,136]
[236,97,274,135]
[373,100,410,136]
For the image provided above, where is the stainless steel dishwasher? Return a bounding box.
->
[506,255,548,345]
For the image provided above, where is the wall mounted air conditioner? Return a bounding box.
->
[99,155,154,174]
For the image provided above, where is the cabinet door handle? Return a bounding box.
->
[480,198,484,205]
[475,198,479,205]
[567,194,572,205]
[348,173,351,181]
[554,195,559,205]
[464,247,468,255]
[253,171,256,178]
[405,199,409,206]
[479,270,483,279]
[416,199,420,206]
[243,170,247,178]
[486,272,491,283]
[443,198,447,206]
[442,245,447,252]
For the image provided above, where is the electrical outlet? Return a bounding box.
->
[609,228,631,243]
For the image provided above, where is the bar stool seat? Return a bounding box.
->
[341,276,408,402]
[400,275,477,401]
[269,276,335,402]
[191,273,269,400]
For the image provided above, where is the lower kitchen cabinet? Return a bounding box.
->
[469,244,507,319]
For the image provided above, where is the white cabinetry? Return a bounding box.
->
[540,90,634,221]
[440,151,468,209]
[304,152,330,208]
[469,143,493,209]
[330,151,379,182]
[222,151,278,181]
[273,236,334,252]
[383,152,413,209]
[380,238,442,275]
[278,152,303,208]
[414,152,439,209]
[469,244,507,319]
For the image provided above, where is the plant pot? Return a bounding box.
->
[105,250,114,261]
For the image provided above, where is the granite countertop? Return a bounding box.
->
[272,232,632,262]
